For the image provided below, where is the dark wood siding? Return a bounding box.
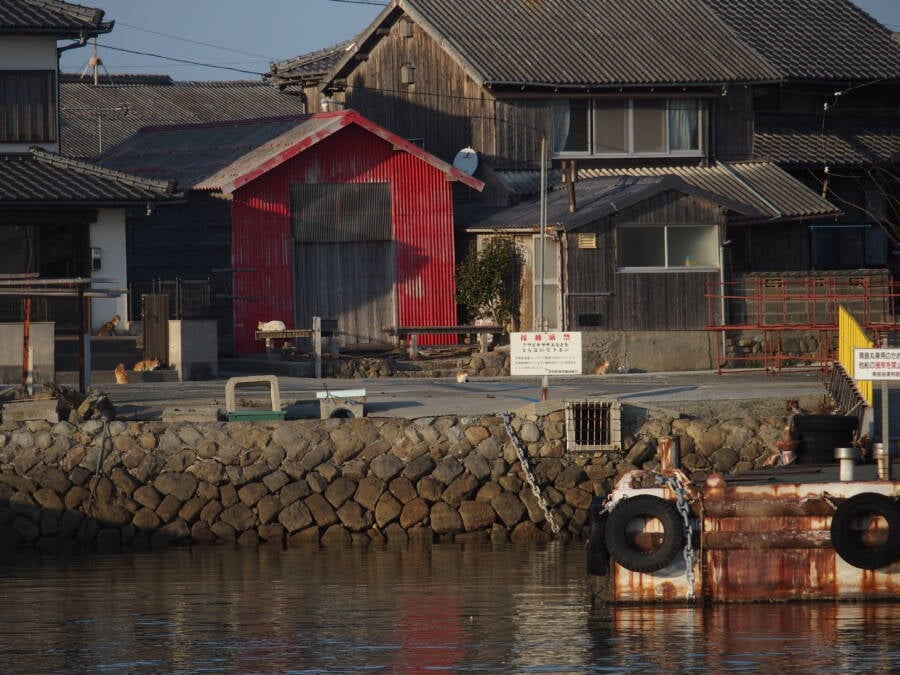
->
[295,241,395,345]
[713,86,753,161]
[565,191,724,330]
[341,18,496,165]
[726,222,810,273]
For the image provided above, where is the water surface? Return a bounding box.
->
[1,544,897,672]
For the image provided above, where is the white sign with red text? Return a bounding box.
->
[510,331,582,376]
[854,347,900,380]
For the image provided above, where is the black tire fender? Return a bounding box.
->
[603,494,685,573]
[830,492,900,570]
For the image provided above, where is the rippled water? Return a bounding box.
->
[1,544,897,673]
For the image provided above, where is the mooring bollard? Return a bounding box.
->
[658,435,681,470]
[873,442,890,480]
[834,447,856,482]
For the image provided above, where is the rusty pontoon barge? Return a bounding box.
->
[588,450,899,603]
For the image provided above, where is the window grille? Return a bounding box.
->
[565,399,621,452]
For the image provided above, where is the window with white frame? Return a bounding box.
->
[617,224,717,270]
[533,235,558,329]
[552,98,703,157]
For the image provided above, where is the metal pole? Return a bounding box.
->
[22,296,31,390]
[881,379,891,479]
[539,136,547,332]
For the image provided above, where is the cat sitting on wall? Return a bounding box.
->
[97,314,121,336]
[114,362,128,384]
[258,320,286,332]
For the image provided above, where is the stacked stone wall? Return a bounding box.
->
[0,408,794,552]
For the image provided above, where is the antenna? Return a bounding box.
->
[80,38,111,86]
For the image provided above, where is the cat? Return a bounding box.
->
[133,358,159,372]
[258,320,286,332]
[594,360,610,375]
[114,362,129,384]
[97,314,121,336]
[456,371,469,383]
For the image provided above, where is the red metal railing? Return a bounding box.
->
[705,274,900,373]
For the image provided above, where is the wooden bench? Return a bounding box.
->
[254,316,338,378]
[385,324,503,360]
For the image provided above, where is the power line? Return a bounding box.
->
[98,44,266,76]
[116,22,276,60]
[323,0,388,6]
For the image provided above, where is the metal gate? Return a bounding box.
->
[141,294,169,365]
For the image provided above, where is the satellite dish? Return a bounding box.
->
[453,147,479,175]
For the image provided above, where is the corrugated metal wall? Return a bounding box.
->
[231,123,457,354]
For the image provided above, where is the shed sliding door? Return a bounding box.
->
[292,183,395,345]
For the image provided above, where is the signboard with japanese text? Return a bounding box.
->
[854,347,900,380]
[510,331,582,376]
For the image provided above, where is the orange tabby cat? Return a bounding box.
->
[133,358,159,372]
[97,314,121,336]
[594,360,610,375]
[114,362,129,384]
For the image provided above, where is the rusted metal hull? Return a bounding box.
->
[595,471,900,604]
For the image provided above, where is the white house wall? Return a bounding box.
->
[90,208,128,331]
[0,36,60,153]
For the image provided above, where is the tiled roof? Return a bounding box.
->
[97,110,483,194]
[754,119,900,167]
[577,162,840,221]
[267,42,354,87]
[337,0,776,87]
[0,148,178,205]
[60,75,305,159]
[326,0,899,89]
[702,0,900,81]
[459,175,756,231]
[0,0,112,37]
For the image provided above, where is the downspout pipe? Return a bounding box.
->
[58,36,88,55]
[715,161,784,366]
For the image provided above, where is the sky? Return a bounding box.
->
[59,0,900,82]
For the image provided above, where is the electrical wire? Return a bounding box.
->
[96,44,267,76]
[116,22,276,60]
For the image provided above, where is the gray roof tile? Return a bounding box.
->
[0,0,112,36]
[327,0,899,89]
[754,119,900,166]
[0,148,177,205]
[703,0,900,81]
[60,75,305,159]
[459,174,756,231]
[267,42,354,86]
[577,162,840,221]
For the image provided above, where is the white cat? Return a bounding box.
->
[456,371,469,383]
[258,320,286,332]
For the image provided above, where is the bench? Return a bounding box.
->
[384,324,503,360]
[255,316,338,378]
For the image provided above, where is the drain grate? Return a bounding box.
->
[565,399,621,452]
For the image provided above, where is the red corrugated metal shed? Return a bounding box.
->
[101,110,482,354]
[231,111,481,353]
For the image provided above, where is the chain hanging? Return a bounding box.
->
[500,412,560,534]
[655,474,696,601]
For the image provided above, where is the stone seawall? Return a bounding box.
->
[0,406,795,552]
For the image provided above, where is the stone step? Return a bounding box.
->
[55,368,181,386]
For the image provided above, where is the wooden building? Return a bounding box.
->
[274,0,900,369]
[99,111,483,355]
[0,1,179,338]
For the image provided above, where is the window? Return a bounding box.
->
[0,71,56,142]
[533,235,558,329]
[618,225,717,270]
[552,98,702,157]
[810,225,887,270]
